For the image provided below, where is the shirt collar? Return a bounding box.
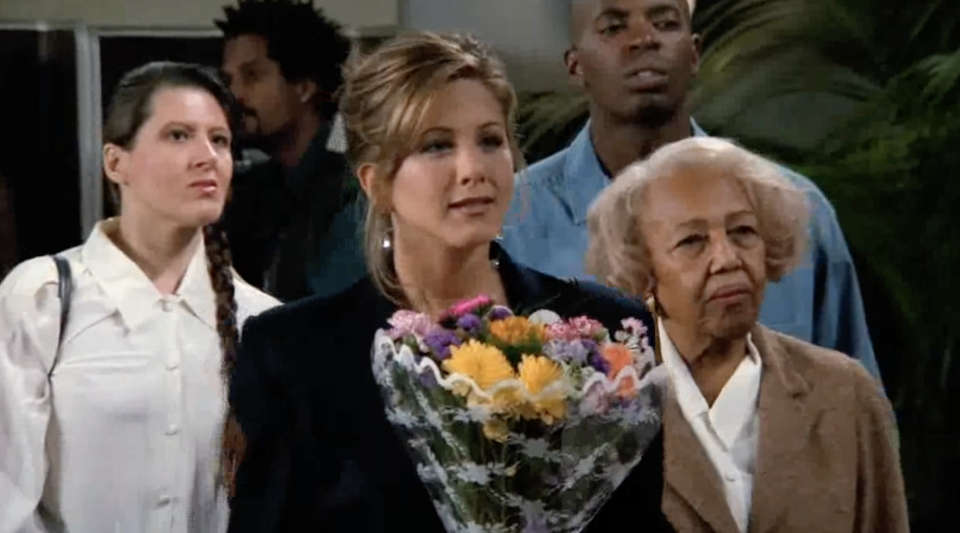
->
[561,124,613,225]
[80,219,218,330]
[691,117,708,137]
[562,118,708,225]
[659,319,761,422]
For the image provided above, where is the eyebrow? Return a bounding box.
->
[160,121,230,134]
[595,6,629,23]
[647,2,682,16]
[595,0,680,22]
[726,209,756,220]
[675,210,756,230]
[421,121,505,135]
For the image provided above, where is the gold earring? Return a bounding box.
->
[645,294,663,364]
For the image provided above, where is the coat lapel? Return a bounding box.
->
[663,387,741,533]
[748,326,817,533]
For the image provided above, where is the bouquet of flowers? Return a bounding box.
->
[371,295,666,532]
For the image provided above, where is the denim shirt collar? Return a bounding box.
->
[561,117,708,224]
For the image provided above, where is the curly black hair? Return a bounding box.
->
[216,0,353,118]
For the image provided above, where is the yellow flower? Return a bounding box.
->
[482,419,510,442]
[442,340,515,392]
[517,355,568,424]
[489,317,546,346]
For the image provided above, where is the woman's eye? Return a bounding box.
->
[422,141,453,153]
[678,235,704,247]
[481,135,504,149]
[212,135,231,147]
[168,130,189,141]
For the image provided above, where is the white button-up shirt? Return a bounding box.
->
[660,320,762,533]
[0,221,279,533]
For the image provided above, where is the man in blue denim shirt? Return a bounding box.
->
[502,0,881,380]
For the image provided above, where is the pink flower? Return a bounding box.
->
[545,322,580,342]
[620,317,648,336]
[448,295,493,318]
[568,317,607,339]
[387,310,436,340]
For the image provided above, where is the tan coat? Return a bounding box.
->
[662,325,909,533]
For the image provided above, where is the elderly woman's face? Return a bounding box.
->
[640,167,766,340]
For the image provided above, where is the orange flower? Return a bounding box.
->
[601,343,636,398]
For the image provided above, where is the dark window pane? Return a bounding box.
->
[0,29,81,260]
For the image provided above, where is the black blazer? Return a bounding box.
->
[228,251,671,532]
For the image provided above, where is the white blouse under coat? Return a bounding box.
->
[660,320,763,533]
[0,222,279,533]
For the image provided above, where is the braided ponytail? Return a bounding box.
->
[202,225,243,498]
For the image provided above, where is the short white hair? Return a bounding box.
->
[585,137,809,296]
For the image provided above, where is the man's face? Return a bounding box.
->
[566,0,700,126]
[221,34,302,146]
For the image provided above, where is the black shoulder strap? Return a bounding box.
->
[50,255,72,377]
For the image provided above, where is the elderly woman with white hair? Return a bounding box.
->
[585,137,909,533]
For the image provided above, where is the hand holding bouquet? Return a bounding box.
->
[371,295,665,532]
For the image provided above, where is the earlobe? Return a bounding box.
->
[690,34,703,76]
[297,80,319,105]
[564,49,584,88]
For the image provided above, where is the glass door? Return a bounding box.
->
[0,23,82,266]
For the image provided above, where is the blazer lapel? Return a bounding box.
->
[748,326,816,533]
[663,388,741,533]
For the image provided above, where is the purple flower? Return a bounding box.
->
[418,368,439,387]
[582,339,608,373]
[423,329,461,360]
[456,314,482,332]
[412,355,439,387]
[487,305,513,320]
[542,339,589,365]
[590,353,609,374]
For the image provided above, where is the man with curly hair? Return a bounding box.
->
[217,0,361,301]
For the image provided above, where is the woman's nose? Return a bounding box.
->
[456,146,488,185]
[192,138,220,167]
[709,235,741,272]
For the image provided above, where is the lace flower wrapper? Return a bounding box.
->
[371,308,666,533]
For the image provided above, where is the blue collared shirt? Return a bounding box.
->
[502,120,881,382]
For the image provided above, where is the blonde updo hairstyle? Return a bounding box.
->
[339,31,523,303]
[586,137,810,298]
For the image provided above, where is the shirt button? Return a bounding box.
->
[158,495,171,506]
[166,360,179,371]
[724,472,737,482]
[166,424,180,436]
[160,299,174,312]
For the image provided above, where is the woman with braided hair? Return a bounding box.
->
[0,62,278,533]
